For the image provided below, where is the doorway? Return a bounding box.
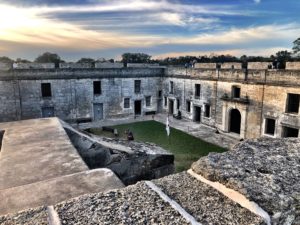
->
[168,99,174,114]
[93,103,103,121]
[229,108,241,134]
[194,106,201,123]
[134,100,142,115]
[42,107,54,118]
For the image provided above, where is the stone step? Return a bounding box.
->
[0,168,124,216]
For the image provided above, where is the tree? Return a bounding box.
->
[16,58,31,63]
[0,56,14,64]
[34,52,64,67]
[292,37,300,56]
[121,53,151,63]
[77,58,95,64]
[271,51,292,69]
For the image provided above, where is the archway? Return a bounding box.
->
[229,108,241,134]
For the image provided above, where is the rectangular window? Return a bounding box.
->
[145,96,151,107]
[282,126,299,137]
[232,86,241,98]
[93,81,101,95]
[124,98,130,108]
[286,93,300,113]
[41,83,52,97]
[170,81,174,94]
[265,118,275,135]
[186,100,191,113]
[134,80,141,94]
[204,104,210,118]
[164,97,167,107]
[177,98,180,110]
[195,84,201,98]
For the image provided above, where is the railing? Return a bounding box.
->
[220,94,250,104]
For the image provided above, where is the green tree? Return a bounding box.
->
[34,52,64,67]
[121,53,151,63]
[0,56,14,64]
[77,58,95,64]
[292,37,300,56]
[271,51,292,69]
[16,58,31,63]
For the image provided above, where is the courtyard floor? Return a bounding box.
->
[78,113,239,150]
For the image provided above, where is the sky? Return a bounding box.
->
[0,0,299,61]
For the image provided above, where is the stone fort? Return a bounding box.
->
[0,61,300,225]
[0,61,300,139]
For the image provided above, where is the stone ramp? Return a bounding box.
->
[0,118,88,190]
[0,168,124,216]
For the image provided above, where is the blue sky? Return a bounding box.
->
[0,0,299,61]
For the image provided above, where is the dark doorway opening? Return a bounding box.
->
[0,130,4,152]
[229,109,241,134]
[134,100,142,115]
[194,106,201,123]
[169,99,174,114]
[282,126,299,137]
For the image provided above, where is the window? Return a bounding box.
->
[282,126,299,137]
[186,100,191,113]
[170,81,174,94]
[177,98,180,110]
[158,90,162,98]
[134,80,141,94]
[265,118,275,135]
[124,98,130,108]
[93,81,101,95]
[204,104,210,118]
[164,97,167,107]
[286,93,300,113]
[232,86,241,98]
[195,84,201,98]
[41,83,52,97]
[145,96,151,107]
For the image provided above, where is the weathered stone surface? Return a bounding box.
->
[55,182,190,225]
[64,123,174,185]
[0,207,48,225]
[154,172,265,225]
[191,138,300,225]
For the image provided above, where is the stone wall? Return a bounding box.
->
[220,62,242,69]
[194,63,217,69]
[59,63,93,69]
[247,62,271,70]
[127,63,161,68]
[13,63,55,69]
[286,61,300,70]
[0,66,300,139]
[95,62,123,68]
[0,62,12,71]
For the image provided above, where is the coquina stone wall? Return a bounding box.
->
[0,66,299,139]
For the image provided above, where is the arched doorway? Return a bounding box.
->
[229,109,241,134]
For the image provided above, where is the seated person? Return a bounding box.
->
[127,131,134,141]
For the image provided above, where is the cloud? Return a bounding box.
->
[254,0,261,4]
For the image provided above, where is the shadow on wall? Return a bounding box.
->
[0,130,4,151]
[63,127,174,185]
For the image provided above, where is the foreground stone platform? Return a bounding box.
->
[192,138,300,225]
[0,118,124,216]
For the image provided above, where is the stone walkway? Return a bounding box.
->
[78,113,239,149]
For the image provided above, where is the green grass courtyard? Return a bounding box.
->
[88,120,226,172]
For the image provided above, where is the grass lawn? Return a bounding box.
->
[88,120,226,172]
